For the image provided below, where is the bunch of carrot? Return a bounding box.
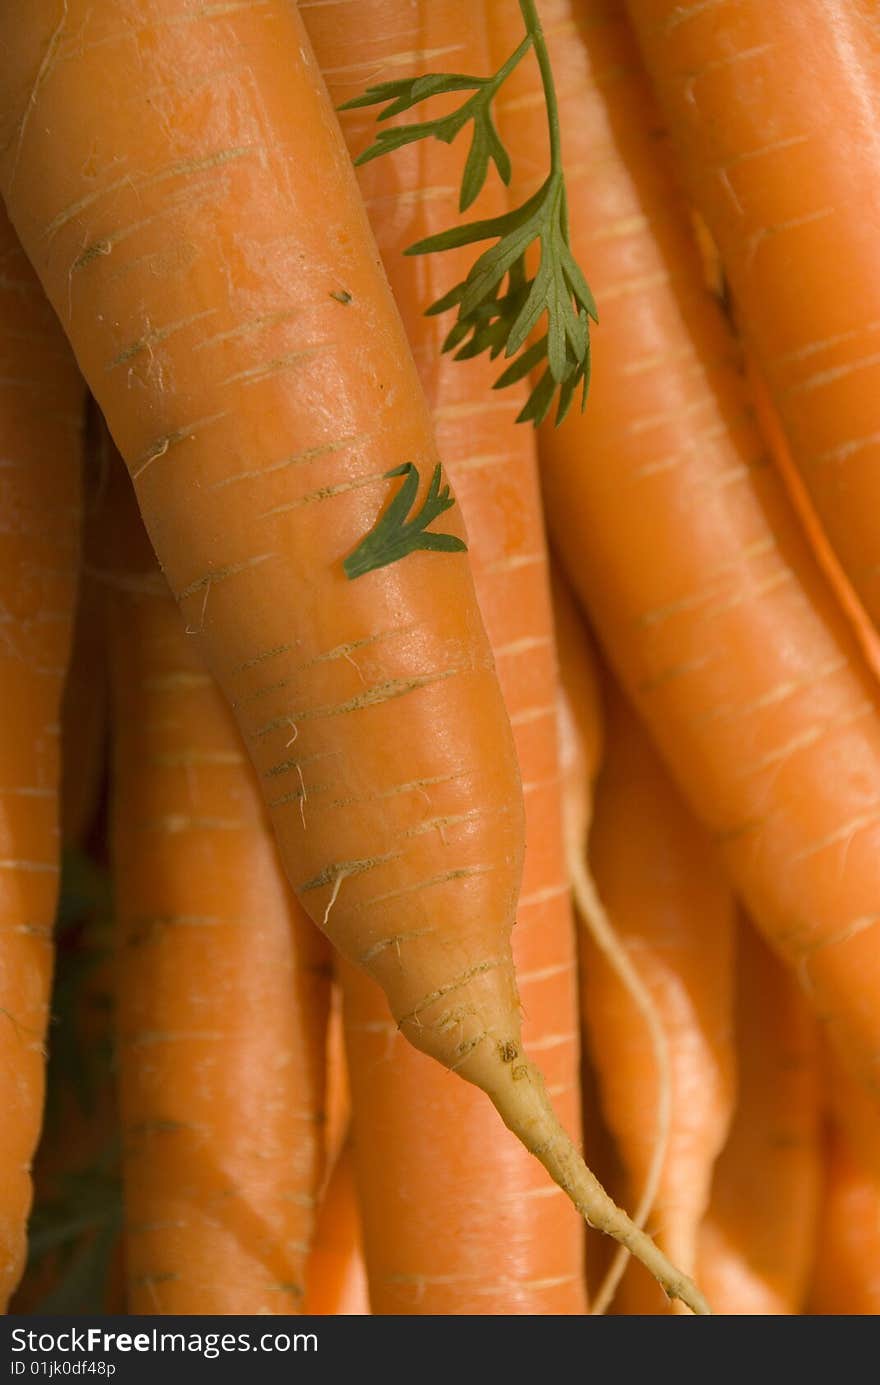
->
[1,0,879,1317]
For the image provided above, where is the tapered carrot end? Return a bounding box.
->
[391,952,707,1313]
[486,1055,712,1316]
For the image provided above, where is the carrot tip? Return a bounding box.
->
[489,1057,711,1316]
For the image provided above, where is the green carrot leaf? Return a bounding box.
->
[344,463,467,580]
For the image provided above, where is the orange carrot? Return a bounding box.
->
[494,0,880,1138]
[809,1116,880,1315]
[0,1,707,1307]
[698,918,822,1315]
[626,0,880,631]
[303,1143,369,1317]
[584,678,735,1313]
[303,0,586,1314]
[105,462,331,1313]
[0,203,82,1306]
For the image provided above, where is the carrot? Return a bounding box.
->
[626,0,880,631]
[493,0,880,1135]
[584,677,735,1313]
[303,1142,369,1316]
[339,945,584,1317]
[809,1113,880,1315]
[0,203,82,1307]
[303,0,586,1314]
[0,1,707,1309]
[104,458,331,1314]
[698,918,822,1315]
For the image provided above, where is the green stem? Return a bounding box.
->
[456,31,532,126]
[518,0,563,172]
[435,33,529,150]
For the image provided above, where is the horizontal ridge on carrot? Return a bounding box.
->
[0,0,704,1310]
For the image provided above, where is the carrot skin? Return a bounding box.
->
[0,205,82,1306]
[494,0,880,1129]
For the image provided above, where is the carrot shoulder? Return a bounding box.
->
[495,0,880,1138]
[0,205,82,1306]
[626,0,880,631]
[303,0,586,1315]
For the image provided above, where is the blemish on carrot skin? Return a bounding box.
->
[511,1064,529,1081]
[175,551,275,603]
[71,239,112,273]
[46,145,258,240]
[358,928,433,965]
[132,410,228,479]
[330,288,352,304]
[499,1040,519,1063]
[299,852,400,893]
[254,665,477,737]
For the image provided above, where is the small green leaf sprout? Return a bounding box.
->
[343,463,466,580]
